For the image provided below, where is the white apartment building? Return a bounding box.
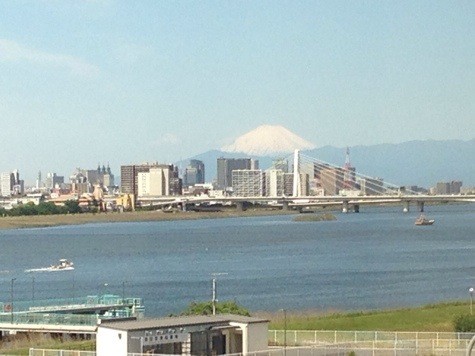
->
[138,167,170,197]
[232,170,265,197]
[0,172,13,197]
[266,169,285,197]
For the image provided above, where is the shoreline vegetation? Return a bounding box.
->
[0,200,466,230]
[1,301,472,355]
[262,301,473,332]
[0,208,299,230]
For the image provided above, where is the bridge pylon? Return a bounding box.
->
[292,149,301,197]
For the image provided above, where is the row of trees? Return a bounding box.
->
[0,201,82,217]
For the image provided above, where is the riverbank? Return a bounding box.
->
[2,301,472,355]
[260,301,472,332]
[0,208,298,230]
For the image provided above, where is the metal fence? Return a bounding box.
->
[1,296,142,314]
[0,312,97,326]
[269,329,474,347]
[28,329,475,356]
[29,350,96,356]
[227,345,468,356]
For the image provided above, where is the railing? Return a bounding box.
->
[227,345,468,356]
[27,330,475,356]
[0,295,142,314]
[0,312,98,327]
[268,329,475,346]
[29,349,96,356]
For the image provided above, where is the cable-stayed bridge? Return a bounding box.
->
[137,150,475,213]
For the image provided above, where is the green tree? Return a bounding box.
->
[454,314,475,332]
[10,203,38,216]
[180,301,250,316]
[64,200,81,214]
[36,202,61,215]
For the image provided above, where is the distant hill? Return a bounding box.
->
[177,139,475,188]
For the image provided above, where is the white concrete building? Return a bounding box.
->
[232,170,265,197]
[266,169,284,197]
[138,167,171,197]
[0,172,13,197]
[97,314,269,356]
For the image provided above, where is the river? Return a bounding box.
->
[0,204,474,316]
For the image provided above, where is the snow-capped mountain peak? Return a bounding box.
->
[221,125,315,156]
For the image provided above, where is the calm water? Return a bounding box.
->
[0,205,474,316]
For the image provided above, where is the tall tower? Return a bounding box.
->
[292,150,301,197]
[343,147,356,189]
[36,171,42,189]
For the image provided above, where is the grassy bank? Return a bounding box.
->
[2,301,472,354]
[0,335,94,355]
[0,208,298,230]
[262,301,472,332]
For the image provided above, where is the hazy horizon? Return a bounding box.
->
[1,1,474,182]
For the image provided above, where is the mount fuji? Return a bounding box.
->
[221,125,315,156]
[177,126,475,187]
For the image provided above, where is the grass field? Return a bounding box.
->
[263,301,472,332]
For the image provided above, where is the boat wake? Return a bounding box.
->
[24,259,74,273]
[25,267,73,273]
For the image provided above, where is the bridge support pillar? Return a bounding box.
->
[353,204,360,213]
[342,201,349,213]
[282,201,290,211]
[417,201,425,212]
[236,202,244,212]
[403,201,410,213]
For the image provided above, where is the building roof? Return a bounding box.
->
[98,314,269,331]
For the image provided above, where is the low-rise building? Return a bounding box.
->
[97,314,269,356]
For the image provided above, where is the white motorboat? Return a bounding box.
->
[25,259,74,273]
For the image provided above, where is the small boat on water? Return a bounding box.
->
[25,259,74,273]
[415,214,435,226]
[50,259,74,270]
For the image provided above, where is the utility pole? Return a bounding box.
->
[211,273,228,315]
[11,278,16,324]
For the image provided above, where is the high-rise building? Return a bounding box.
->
[216,158,258,190]
[10,169,24,196]
[320,167,344,196]
[184,160,205,187]
[0,172,13,197]
[434,181,462,195]
[272,158,289,173]
[46,173,65,189]
[450,181,462,194]
[283,173,294,196]
[138,166,170,196]
[232,170,265,197]
[266,169,285,197]
[1,170,24,196]
[281,172,309,197]
[358,177,385,195]
[435,182,450,195]
[121,163,181,197]
[36,171,42,189]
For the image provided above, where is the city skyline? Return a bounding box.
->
[1,1,474,182]
[1,133,475,187]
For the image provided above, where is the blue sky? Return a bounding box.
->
[0,1,473,183]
